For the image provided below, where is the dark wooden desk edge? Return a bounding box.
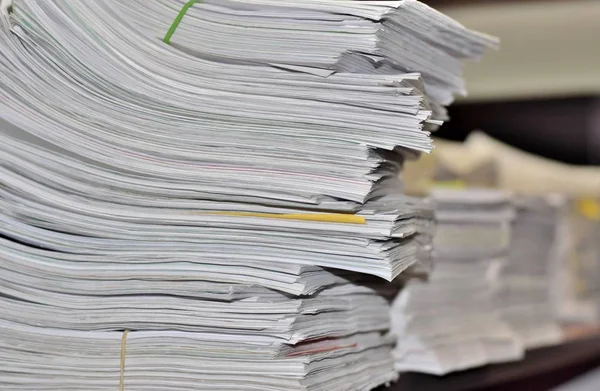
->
[384,334,600,391]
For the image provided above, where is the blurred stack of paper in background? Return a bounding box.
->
[0,0,495,389]
[553,199,600,324]
[402,132,600,333]
[391,189,524,375]
[494,196,565,349]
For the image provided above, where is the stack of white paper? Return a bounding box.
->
[0,0,494,389]
[113,0,497,120]
[495,196,565,349]
[391,189,524,375]
[0,129,428,390]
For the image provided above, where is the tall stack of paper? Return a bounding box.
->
[495,196,565,349]
[0,0,495,389]
[391,189,524,375]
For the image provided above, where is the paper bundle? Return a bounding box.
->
[495,196,565,349]
[117,0,497,120]
[391,189,524,375]
[0,0,494,389]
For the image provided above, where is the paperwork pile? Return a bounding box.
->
[495,196,565,348]
[0,0,494,389]
[391,189,524,375]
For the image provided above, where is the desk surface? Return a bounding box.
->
[385,327,600,391]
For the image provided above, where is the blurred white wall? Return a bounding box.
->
[439,0,600,102]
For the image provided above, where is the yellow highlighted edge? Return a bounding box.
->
[203,211,366,224]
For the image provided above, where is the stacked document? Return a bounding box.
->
[495,196,565,349]
[0,0,494,390]
[116,0,497,120]
[391,189,524,375]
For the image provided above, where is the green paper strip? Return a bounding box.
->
[163,0,201,44]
